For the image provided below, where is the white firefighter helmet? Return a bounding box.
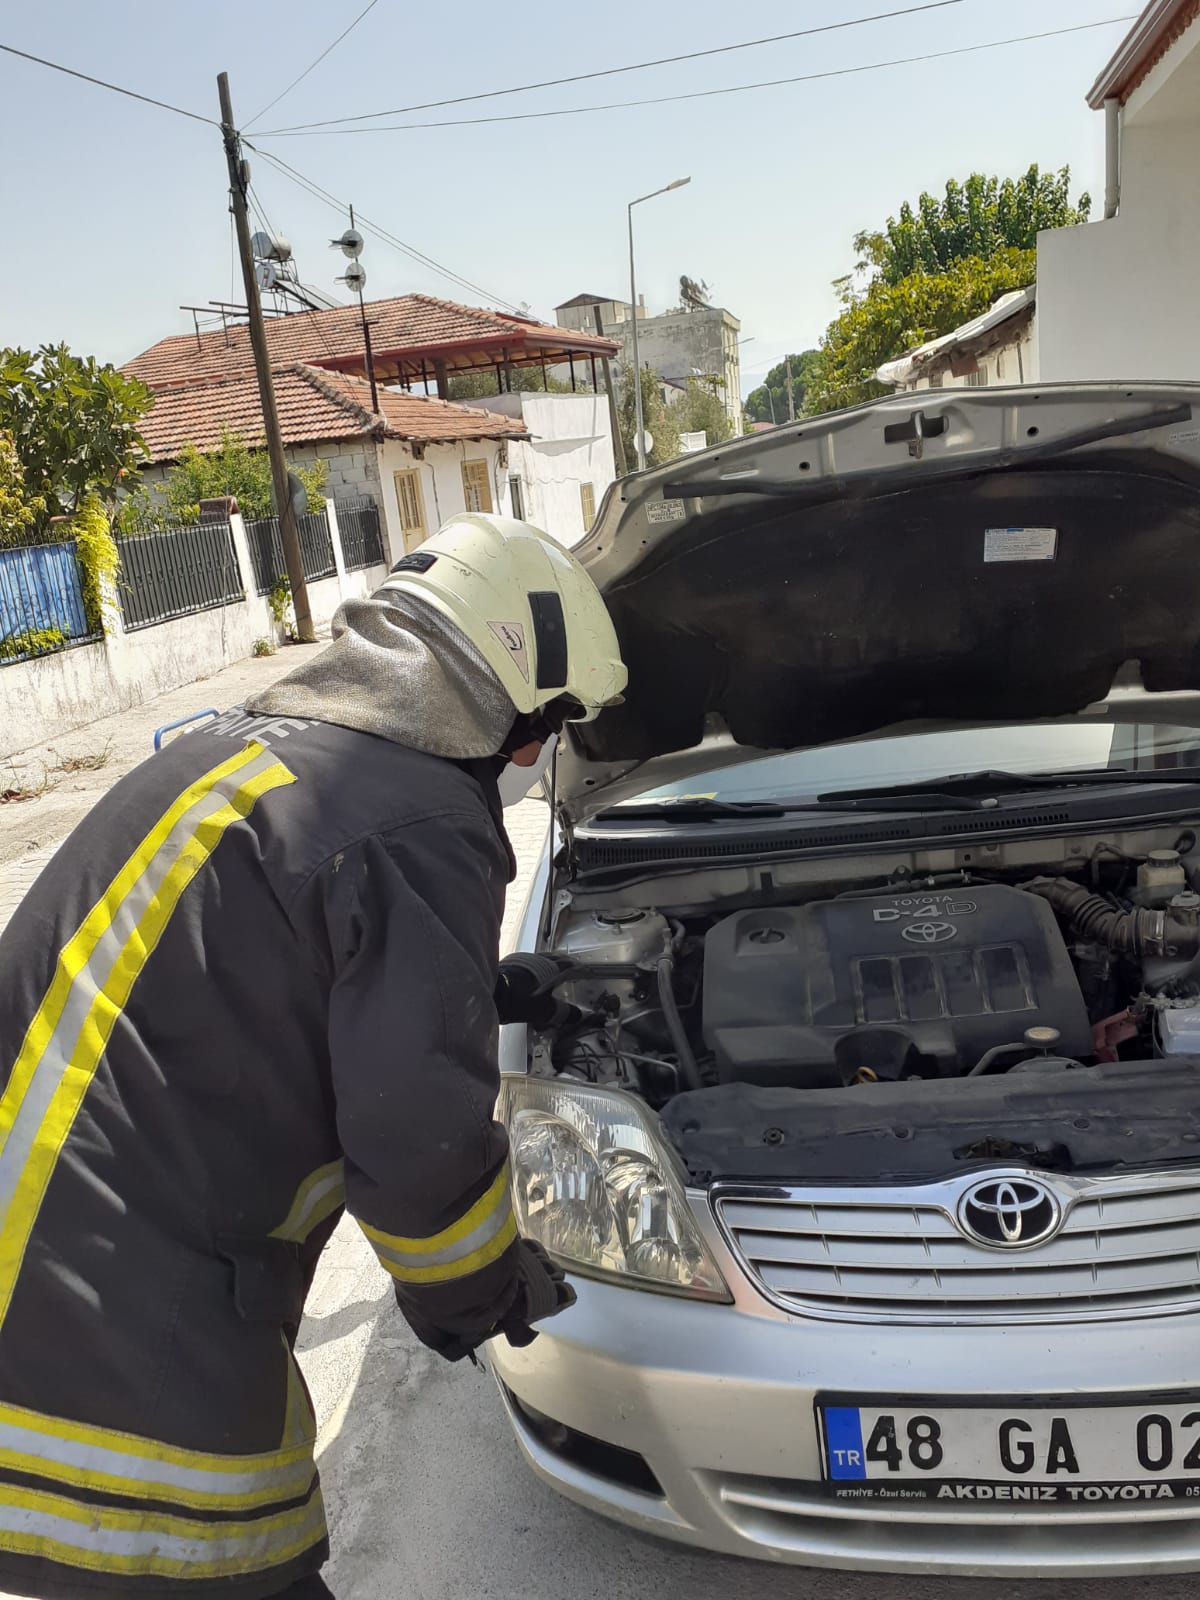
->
[381,513,626,720]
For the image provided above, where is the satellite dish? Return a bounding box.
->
[340,261,367,294]
[637,429,654,456]
[255,260,280,292]
[250,232,292,263]
[331,228,365,260]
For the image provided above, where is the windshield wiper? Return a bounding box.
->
[594,767,1200,825]
[593,792,985,823]
[820,767,1200,805]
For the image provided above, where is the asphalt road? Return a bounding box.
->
[312,1291,1198,1600]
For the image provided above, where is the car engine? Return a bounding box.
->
[701,886,1092,1088]
[536,843,1200,1110]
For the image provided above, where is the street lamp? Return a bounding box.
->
[628,177,691,471]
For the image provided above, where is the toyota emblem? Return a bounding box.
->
[901,920,958,944]
[958,1177,1062,1249]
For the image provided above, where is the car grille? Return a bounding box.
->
[714,1170,1200,1323]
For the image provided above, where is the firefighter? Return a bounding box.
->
[0,514,627,1600]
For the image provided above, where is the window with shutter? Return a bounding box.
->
[508,476,525,520]
[393,469,428,552]
[461,459,493,513]
[580,482,597,532]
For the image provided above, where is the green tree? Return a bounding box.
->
[744,351,821,425]
[805,249,1036,414]
[617,366,680,468]
[855,165,1090,287]
[801,163,1090,415]
[0,345,150,527]
[0,434,46,545]
[803,248,1036,412]
[120,430,328,524]
[674,378,734,447]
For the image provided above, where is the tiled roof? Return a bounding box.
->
[124,293,618,390]
[139,364,527,464]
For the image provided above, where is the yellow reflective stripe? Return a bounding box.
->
[0,1480,326,1580]
[271,1159,346,1244]
[374,1212,517,1286]
[280,1334,316,1451]
[358,1165,517,1285]
[0,1398,313,1512]
[0,743,295,1329]
[359,1163,510,1256]
[0,742,261,1123]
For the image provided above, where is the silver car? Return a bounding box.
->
[490,383,1200,1577]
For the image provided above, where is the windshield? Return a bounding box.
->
[620,719,1200,807]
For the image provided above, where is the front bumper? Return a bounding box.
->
[489,1267,1200,1576]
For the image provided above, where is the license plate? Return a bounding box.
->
[817,1394,1200,1505]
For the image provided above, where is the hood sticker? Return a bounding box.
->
[984,526,1058,564]
[489,621,530,682]
[647,499,686,524]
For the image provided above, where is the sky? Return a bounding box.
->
[0,0,1134,396]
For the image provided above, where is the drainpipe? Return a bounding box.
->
[1103,97,1122,218]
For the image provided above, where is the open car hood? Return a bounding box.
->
[556,382,1200,824]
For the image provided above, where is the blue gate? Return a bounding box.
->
[0,542,96,661]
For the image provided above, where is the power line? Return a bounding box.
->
[257,0,963,134]
[246,143,526,315]
[261,17,1136,136]
[0,40,217,124]
[245,0,382,129]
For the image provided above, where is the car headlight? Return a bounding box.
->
[499,1077,729,1301]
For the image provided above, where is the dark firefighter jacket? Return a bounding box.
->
[0,707,519,1599]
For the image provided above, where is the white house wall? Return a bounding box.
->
[908,323,1037,391]
[1037,31,1200,383]
[455,393,615,549]
[376,438,513,560]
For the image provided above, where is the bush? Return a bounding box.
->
[163,432,328,521]
[71,495,120,633]
[0,626,66,660]
[266,576,297,643]
[252,637,275,658]
[0,434,46,546]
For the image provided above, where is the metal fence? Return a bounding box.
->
[244,508,337,595]
[115,519,244,631]
[336,497,385,571]
[0,540,99,664]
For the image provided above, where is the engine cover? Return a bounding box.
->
[702,886,1092,1087]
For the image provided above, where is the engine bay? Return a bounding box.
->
[522,823,1200,1176]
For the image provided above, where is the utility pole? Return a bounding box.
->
[349,206,379,413]
[785,354,796,423]
[217,71,314,642]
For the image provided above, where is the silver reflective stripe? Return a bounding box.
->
[0,1483,326,1575]
[0,1413,311,1506]
[0,747,283,1248]
[271,1161,346,1244]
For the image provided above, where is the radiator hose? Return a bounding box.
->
[656,954,704,1091]
[1026,877,1200,960]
